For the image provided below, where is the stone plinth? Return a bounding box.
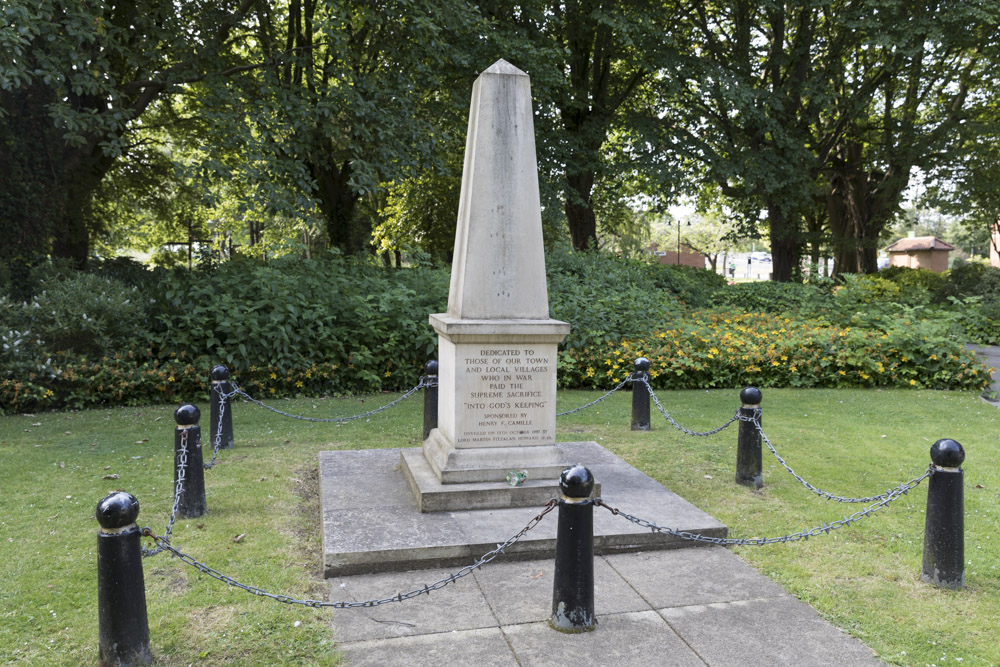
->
[423,316,570,484]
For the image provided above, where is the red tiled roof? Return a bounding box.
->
[885,236,955,253]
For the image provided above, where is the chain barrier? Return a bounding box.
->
[141,499,557,608]
[740,412,931,504]
[639,377,740,436]
[596,467,931,546]
[232,377,432,423]
[204,385,238,470]
[142,429,188,558]
[556,378,632,416]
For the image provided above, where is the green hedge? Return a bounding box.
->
[1,255,993,413]
[558,310,989,391]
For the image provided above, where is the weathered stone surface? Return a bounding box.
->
[330,548,881,666]
[321,442,724,576]
[420,59,571,491]
[400,447,601,511]
[446,59,549,321]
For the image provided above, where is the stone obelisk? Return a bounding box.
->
[401,59,575,508]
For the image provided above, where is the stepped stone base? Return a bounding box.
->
[400,447,600,512]
[420,429,571,485]
[320,442,726,577]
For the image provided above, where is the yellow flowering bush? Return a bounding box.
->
[558,311,989,391]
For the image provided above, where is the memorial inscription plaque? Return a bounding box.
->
[453,344,554,446]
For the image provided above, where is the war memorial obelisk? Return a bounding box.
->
[322,60,724,572]
[401,59,584,510]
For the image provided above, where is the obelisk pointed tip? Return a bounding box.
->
[482,59,527,77]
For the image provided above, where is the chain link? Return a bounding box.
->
[556,378,632,416]
[142,429,188,558]
[204,384,237,470]
[740,412,931,503]
[640,377,740,436]
[141,499,557,607]
[233,378,431,423]
[596,467,931,546]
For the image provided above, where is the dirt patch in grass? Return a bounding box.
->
[148,565,189,596]
[288,464,326,589]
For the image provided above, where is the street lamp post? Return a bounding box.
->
[668,219,691,265]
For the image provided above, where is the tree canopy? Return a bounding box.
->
[2,0,998,280]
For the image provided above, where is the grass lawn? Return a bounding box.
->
[1,386,997,665]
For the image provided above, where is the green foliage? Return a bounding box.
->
[559,310,989,392]
[945,262,1000,300]
[546,250,677,350]
[876,266,949,300]
[2,272,146,357]
[148,257,449,391]
[647,263,728,308]
[3,252,996,412]
[719,281,834,315]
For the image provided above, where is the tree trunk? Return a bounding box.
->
[565,171,598,250]
[767,204,800,282]
[50,179,96,268]
[310,157,360,253]
[826,184,858,276]
[0,87,62,275]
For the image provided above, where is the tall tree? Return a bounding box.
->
[0,0,260,268]
[482,0,688,251]
[821,0,1000,274]
[660,0,877,281]
[194,0,483,255]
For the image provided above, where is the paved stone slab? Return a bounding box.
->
[501,611,706,667]
[659,596,882,666]
[320,442,727,576]
[472,557,648,626]
[328,566,494,642]
[966,344,1000,399]
[337,628,518,667]
[328,547,882,666]
[605,548,789,608]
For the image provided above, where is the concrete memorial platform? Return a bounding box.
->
[320,442,726,577]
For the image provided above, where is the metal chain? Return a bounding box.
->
[141,499,557,607]
[142,429,188,558]
[232,378,430,423]
[640,377,740,436]
[740,412,931,503]
[596,467,931,546]
[556,378,632,416]
[203,384,237,470]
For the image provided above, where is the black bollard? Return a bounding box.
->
[630,357,651,431]
[175,404,206,518]
[423,359,439,441]
[922,438,965,590]
[96,491,152,666]
[736,387,763,489]
[550,465,596,632]
[209,365,235,450]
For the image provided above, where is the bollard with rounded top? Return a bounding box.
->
[550,465,596,632]
[97,492,152,666]
[423,359,439,441]
[631,357,651,431]
[735,387,763,489]
[175,404,207,518]
[922,438,965,589]
[209,365,235,450]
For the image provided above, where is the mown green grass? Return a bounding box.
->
[1,387,997,665]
